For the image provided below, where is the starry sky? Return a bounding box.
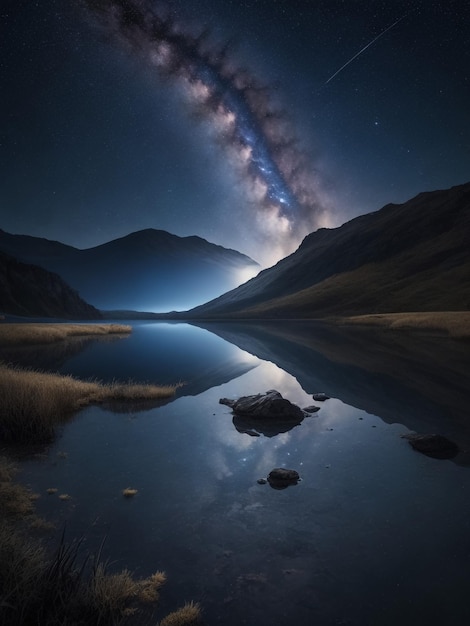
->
[1,0,469,267]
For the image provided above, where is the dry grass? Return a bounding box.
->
[0,520,173,624]
[0,362,180,443]
[339,311,470,338]
[0,456,199,625]
[137,571,167,603]
[0,521,47,622]
[0,457,36,519]
[88,564,138,617]
[0,520,172,626]
[83,565,167,619]
[0,323,132,346]
[159,601,202,626]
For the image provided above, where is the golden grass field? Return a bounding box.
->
[0,322,132,346]
[338,311,470,338]
[0,362,180,442]
[0,322,181,442]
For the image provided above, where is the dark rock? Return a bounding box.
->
[312,393,330,401]
[303,405,320,413]
[267,468,300,489]
[219,390,304,420]
[232,414,299,438]
[402,433,459,459]
[257,478,267,485]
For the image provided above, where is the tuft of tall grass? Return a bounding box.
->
[0,456,200,625]
[0,362,180,443]
[0,520,175,625]
[87,563,138,620]
[0,520,47,623]
[137,570,166,603]
[0,457,35,518]
[0,323,132,346]
[159,601,202,626]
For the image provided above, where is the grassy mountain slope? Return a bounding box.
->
[187,182,470,318]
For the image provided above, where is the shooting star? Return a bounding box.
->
[325,15,407,85]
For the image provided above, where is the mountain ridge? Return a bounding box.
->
[0,250,101,319]
[0,228,259,312]
[186,182,470,318]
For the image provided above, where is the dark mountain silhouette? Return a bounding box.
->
[0,251,101,319]
[187,182,470,318]
[0,229,259,312]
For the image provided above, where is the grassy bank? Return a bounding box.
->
[0,363,180,442]
[0,323,132,346]
[0,457,201,626]
[337,311,470,338]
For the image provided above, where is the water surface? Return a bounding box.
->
[13,322,470,625]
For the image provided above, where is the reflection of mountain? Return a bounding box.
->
[0,228,259,312]
[0,334,128,372]
[176,360,258,399]
[196,321,470,464]
[0,334,257,405]
[0,250,100,319]
[188,182,470,318]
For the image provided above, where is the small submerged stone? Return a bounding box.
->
[312,393,330,401]
[303,405,320,413]
[267,468,300,490]
[257,478,267,485]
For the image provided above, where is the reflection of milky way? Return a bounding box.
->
[82,0,330,257]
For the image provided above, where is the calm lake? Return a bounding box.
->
[8,321,470,626]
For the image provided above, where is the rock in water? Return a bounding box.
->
[312,393,329,401]
[402,433,459,459]
[303,405,320,413]
[219,390,304,420]
[267,468,300,489]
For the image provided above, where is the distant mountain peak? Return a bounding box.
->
[0,227,259,312]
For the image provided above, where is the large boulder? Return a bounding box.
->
[402,433,459,459]
[219,390,305,421]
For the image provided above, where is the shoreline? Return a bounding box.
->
[0,323,132,346]
[332,311,470,339]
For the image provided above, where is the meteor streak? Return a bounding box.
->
[325,15,407,85]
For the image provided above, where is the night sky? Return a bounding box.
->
[1,0,469,267]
